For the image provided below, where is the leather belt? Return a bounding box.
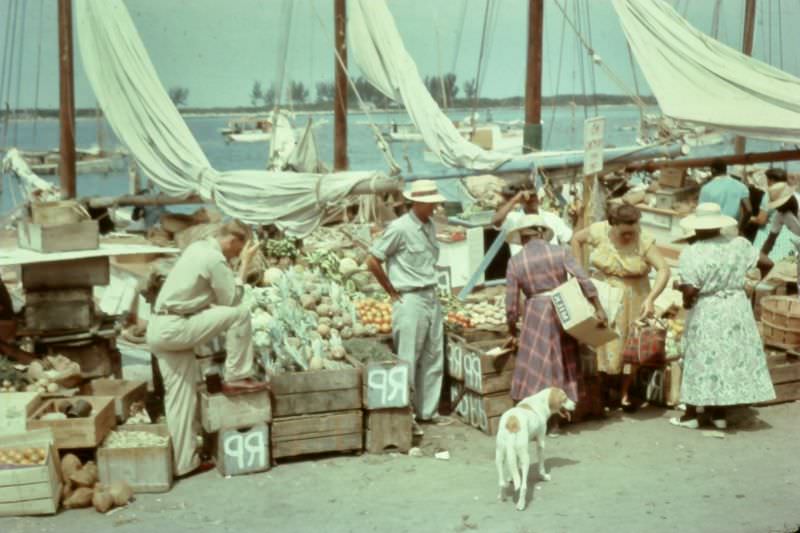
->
[400,285,436,294]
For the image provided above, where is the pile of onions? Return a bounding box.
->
[355,299,392,334]
[446,312,472,328]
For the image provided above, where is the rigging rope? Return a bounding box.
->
[469,0,492,135]
[449,0,468,76]
[12,0,27,146]
[308,0,401,175]
[573,1,588,120]
[32,0,44,144]
[273,0,294,110]
[545,11,568,148]
[582,0,599,116]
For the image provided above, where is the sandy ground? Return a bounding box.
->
[2,401,799,533]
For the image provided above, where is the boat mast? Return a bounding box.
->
[58,0,76,198]
[334,0,348,170]
[523,0,543,153]
[734,0,757,155]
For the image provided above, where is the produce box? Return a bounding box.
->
[446,335,515,394]
[86,379,148,423]
[0,428,62,516]
[271,363,361,417]
[17,220,99,253]
[272,410,363,461]
[551,278,617,347]
[365,407,412,454]
[759,350,800,405]
[463,391,514,436]
[28,396,116,449]
[200,389,271,433]
[97,424,172,493]
[657,167,686,189]
[0,393,42,437]
[215,424,270,476]
[24,288,94,332]
[362,360,410,410]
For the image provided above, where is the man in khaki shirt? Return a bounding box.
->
[366,180,448,438]
[146,219,265,476]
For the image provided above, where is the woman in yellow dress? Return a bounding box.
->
[571,204,670,408]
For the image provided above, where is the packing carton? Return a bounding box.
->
[551,278,618,347]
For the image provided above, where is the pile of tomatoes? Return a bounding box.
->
[355,299,393,334]
[446,311,472,328]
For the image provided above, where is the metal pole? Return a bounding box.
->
[523,0,544,153]
[58,0,76,198]
[334,0,348,170]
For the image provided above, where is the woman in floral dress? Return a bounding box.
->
[672,203,775,429]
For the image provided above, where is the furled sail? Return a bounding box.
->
[76,0,384,237]
[614,0,800,143]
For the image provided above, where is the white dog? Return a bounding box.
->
[495,387,576,511]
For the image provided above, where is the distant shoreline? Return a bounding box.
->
[1,94,657,121]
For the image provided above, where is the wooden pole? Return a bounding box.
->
[623,148,800,173]
[58,0,76,199]
[523,0,544,153]
[734,0,757,155]
[334,0,348,170]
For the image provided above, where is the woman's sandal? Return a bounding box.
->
[669,416,699,429]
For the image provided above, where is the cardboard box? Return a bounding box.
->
[0,428,62,516]
[551,278,618,347]
[658,167,686,189]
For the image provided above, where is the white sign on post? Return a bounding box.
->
[365,361,410,409]
[583,117,606,176]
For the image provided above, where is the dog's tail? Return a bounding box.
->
[505,437,521,491]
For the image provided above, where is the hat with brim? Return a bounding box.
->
[767,182,796,210]
[403,179,447,203]
[677,203,737,241]
[506,214,554,245]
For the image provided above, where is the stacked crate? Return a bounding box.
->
[446,335,514,436]
[362,360,411,454]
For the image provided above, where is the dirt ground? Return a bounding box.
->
[2,401,799,533]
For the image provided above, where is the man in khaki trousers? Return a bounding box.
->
[146,220,266,477]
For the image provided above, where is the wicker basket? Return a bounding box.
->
[761,296,800,348]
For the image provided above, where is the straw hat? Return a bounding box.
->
[403,180,447,203]
[506,214,553,245]
[677,203,737,238]
[767,182,796,210]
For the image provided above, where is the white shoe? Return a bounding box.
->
[711,419,727,430]
[669,416,699,429]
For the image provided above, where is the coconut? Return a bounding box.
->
[262,267,284,285]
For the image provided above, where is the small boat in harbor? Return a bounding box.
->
[13,147,127,175]
[220,115,275,143]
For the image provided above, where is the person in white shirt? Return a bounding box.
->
[492,186,573,256]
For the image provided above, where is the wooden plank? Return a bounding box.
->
[768,361,800,385]
[17,220,99,253]
[96,424,172,493]
[272,433,363,459]
[200,389,272,433]
[87,379,147,422]
[758,381,800,405]
[273,389,361,418]
[24,288,93,332]
[465,370,513,395]
[270,366,361,395]
[272,410,363,459]
[28,396,116,449]
[446,336,465,381]
[21,256,110,290]
[365,407,412,454]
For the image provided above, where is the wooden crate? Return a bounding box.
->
[365,407,412,453]
[24,288,94,332]
[447,336,514,394]
[97,424,172,493]
[271,364,361,417]
[28,396,116,449]
[658,167,686,189]
[21,257,110,290]
[50,338,122,379]
[0,393,42,437]
[573,375,605,422]
[200,389,271,433]
[759,351,800,405]
[87,379,148,422]
[362,360,410,410]
[215,424,270,476]
[30,200,84,225]
[463,391,514,436]
[449,382,470,420]
[17,220,99,253]
[0,429,62,516]
[272,410,363,460]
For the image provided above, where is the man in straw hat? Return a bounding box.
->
[505,214,606,425]
[366,180,449,437]
[760,182,800,293]
[147,219,267,477]
[671,203,775,430]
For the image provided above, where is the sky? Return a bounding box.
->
[0,0,799,109]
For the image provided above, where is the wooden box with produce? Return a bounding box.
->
[272,410,363,461]
[0,428,61,516]
[28,396,116,449]
[446,336,514,394]
[97,424,173,493]
[85,378,147,423]
[200,388,272,433]
[462,391,514,436]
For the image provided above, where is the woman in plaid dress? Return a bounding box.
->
[506,215,607,402]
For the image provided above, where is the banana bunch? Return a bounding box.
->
[263,238,300,259]
[304,250,342,282]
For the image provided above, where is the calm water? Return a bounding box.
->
[1,105,795,218]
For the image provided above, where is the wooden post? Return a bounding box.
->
[523,0,544,153]
[334,0,348,170]
[58,0,76,199]
[734,0,757,155]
